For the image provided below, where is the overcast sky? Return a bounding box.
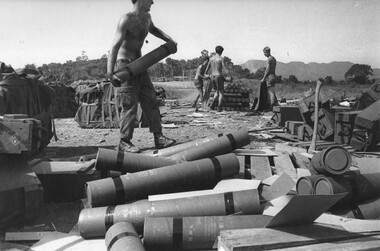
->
[1,0,379,69]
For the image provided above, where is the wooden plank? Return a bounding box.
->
[274,143,307,154]
[31,160,96,174]
[265,194,347,228]
[233,149,277,156]
[5,232,57,242]
[356,156,380,174]
[236,155,247,179]
[149,179,260,202]
[260,173,295,202]
[276,235,380,250]
[292,152,317,175]
[31,232,106,251]
[341,219,380,233]
[0,241,30,251]
[272,132,299,142]
[218,224,374,251]
[273,152,297,180]
[250,156,272,180]
[214,179,261,191]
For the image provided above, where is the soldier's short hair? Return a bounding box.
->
[263,46,271,52]
[215,46,224,54]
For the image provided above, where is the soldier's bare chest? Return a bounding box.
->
[127,15,151,38]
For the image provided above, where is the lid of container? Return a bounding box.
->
[315,178,333,195]
[324,147,351,174]
[296,179,313,195]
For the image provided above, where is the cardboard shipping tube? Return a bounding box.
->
[95,148,175,173]
[296,175,325,195]
[78,189,261,238]
[143,215,273,251]
[113,41,177,84]
[314,173,380,206]
[105,222,145,251]
[311,146,352,175]
[86,153,239,207]
[343,197,380,219]
[169,130,250,162]
[145,133,224,157]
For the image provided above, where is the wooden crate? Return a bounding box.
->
[334,111,361,144]
[0,115,42,155]
[0,154,43,230]
[272,105,303,127]
[298,93,334,140]
[31,160,100,202]
[285,121,305,135]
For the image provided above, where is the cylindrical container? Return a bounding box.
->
[86,153,239,207]
[95,148,175,173]
[311,146,352,175]
[314,173,380,206]
[343,197,380,219]
[169,130,250,162]
[78,189,261,238]
[296,175,324,195]
[105,222,145,251]
[114,41,177,83]
[145,133,224,157]
[143,215,273,251]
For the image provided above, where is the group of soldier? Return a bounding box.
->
[192,46,277,113]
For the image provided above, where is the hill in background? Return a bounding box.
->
[241,60,380,81]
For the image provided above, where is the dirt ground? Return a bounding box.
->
[1,98,278,248]
[43,100,276,159]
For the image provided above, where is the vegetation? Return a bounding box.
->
[20,52,374,102]
[344,64,374,85]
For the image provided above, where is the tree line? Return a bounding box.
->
[23,51,375,85]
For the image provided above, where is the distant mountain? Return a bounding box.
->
[241,60,380,81]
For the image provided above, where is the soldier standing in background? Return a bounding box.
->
[261,46,278,109]
[203,46,231,112]
[192,52,209,109]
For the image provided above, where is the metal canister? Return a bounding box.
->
[311,146,352,175]
[296,175,324,195]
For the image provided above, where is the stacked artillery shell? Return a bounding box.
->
[169,130,250,162]
[210,83,251,111]
[296,175,324,195]
[143,215,272,251]
[105,222,145,251]
[314,173,380,206]
[114,41,177,83]
[96,130,248,173]
[95,148,175,173]
[78,189,261,238]
[144,132,224,157]
[343,197,380,219]
[86,153,239,207]
[311,146,352,175]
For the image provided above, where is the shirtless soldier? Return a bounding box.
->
[261,46,278,109]
[107,0,176,153]
[192,55,209,109]
[204,46,231,112]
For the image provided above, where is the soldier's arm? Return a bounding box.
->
[149,19,175,43]
[261,59,270,82]
[204,60,211,78]
[107,14,130,79]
